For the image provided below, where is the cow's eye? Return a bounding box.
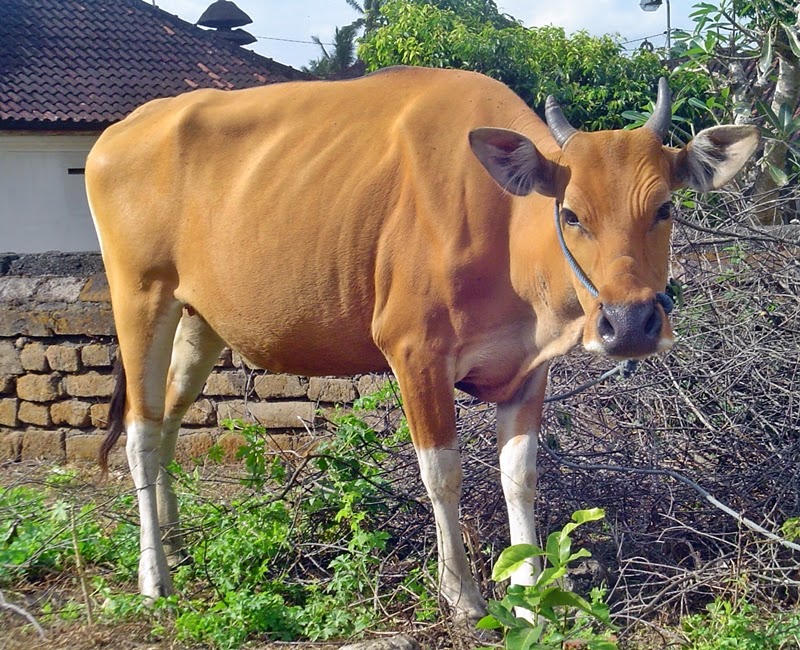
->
[656,202,672,222]
[562,208,581,227]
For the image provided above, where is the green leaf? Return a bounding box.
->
[688,96,710,112]
[572,508,605,524]
[492,543,545,581]
[475,614,502,630]
[505,591,540,611]
[767,163,789,187]
[591,601,613,625]
[486,600,522,628]
[588,641,619,650]
[506,625,545,650]
[778,102,793,132]
[534,565,566,589]
[782,23,800,59]
[759,29,773,74]
[756,99,780,129]
[545,530,562,565]
[540,588,595,616]
[567,547,593,563]
[621,110,648,128]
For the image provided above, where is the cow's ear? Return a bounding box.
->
[469,127,560,197]
[671,125,760,191]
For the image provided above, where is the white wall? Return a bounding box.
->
[0,133,100,253]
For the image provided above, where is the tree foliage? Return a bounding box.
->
[675,0,800,223]
[357,0,711,132]
[303,25,358,77]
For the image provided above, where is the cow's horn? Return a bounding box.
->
[545,96,578,149]
[644,77,672,140]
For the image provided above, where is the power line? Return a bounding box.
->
[620,32,667,46]
[255,35,334,46]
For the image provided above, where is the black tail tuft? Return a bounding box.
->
[99,355,127,473]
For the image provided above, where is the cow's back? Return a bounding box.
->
[86,67,551,376]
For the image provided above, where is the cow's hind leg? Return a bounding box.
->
[111,285,183,599]
[158,311,224,563]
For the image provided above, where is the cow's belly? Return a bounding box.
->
[175,269,389,377]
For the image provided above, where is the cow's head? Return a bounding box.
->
[469,79,760,359]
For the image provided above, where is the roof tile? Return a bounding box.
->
[0,0,309,128]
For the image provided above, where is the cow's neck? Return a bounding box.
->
[510,195,586,363]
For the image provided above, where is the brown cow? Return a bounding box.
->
[85,66,759,624]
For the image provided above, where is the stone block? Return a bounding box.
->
[183,399,216,426]
[51,305,116,336]
[0,399,18,427]
[51,400,92,428]
[90,403,110,428]
[21,430,65,462]
[204,372,247,397]
[216,429,317,460]
[0,307,54,337]
[338,634,420,650]
[250,401,316,429]
[0,340,23,375]
[66,433,127,467]
[0,375,15,394]
[217,431,246,460]
[175,430,216,461]
[253,374,307,399]
[19,401,51,426]
[64,372,115,398]
[78,274,111,302]
[46,345,82,372]
[0,276,41,304]
[215,348,233,368]
[308,377,357,404]
[215,400,247,423]
[0,430,22,461]
[16,374,62,402]
[357,374,392,398]
[20,342,48,371]
[35,277,85,303]
[81,343,116,368]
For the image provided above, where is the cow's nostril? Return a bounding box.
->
[598,309,615,341]
[645,302,661,339]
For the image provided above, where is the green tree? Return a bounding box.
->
[358,0,710,132]
[346,0,386,35]
[676,0,800,224]
[304,25,358,77]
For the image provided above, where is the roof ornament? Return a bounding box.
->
[197,0,256,46]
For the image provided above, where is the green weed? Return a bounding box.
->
[477,508,618,650]
[682,598,800,649]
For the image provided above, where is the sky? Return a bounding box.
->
[150,0,702,71]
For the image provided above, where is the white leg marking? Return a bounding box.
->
[496,367,548,619]
[157,315,223,562]
[127,418,173,598]
[123,302,183,598]
[496,427,540,585]
[416,446,487,621]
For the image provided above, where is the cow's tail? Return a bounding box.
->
[99,355,127,473]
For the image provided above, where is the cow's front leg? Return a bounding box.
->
[496,364,549,598]
[389,354,487,625]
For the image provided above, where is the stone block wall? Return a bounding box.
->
[0,253,376,467]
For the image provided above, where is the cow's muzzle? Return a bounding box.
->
[594,294,673,358]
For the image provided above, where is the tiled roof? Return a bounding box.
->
[0,0,309,129]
